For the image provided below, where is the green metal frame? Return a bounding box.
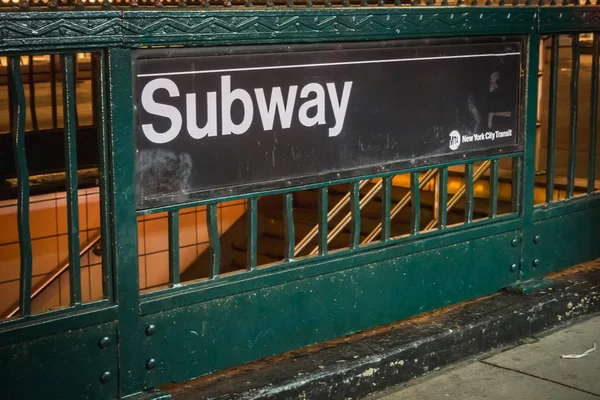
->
[0,4,599,399]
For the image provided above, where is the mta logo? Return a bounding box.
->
[449,130,461,151]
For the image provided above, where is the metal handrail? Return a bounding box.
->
[307,178,385,256]
[4,233,102,319]
[294,180,370,255]
[424,160,492,231]
[362,169,439,245]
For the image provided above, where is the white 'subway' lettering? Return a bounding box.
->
[140,75,353,144]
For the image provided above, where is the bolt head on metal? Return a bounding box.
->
[146,324,156,336]
[510,264,518,272]
[99,336,111,349]
[533,259,540,268]
[511,238,519,247]
[534,235,541,244]
[100,371,112,383]
[146,358,157,370]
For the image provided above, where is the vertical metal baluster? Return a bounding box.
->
[318,188,328,255]
[246,198,258,270]
[512,157,522,215]
[589,34,599,194]
[410,172,420,235]
[489,159,499,218]
[207,204,220,279]
[27,56,38,132]
[62,55,81,306]
[567,34,580,199]
[437,168,448,229]
[50,54,58,129]
[73,55,79,128]
[465,163,474,223]
[381,177,392,242]
[168,211,180,286]
[547,36,559,203]
[350,182,360,249]
[8,57,32,317]
[93,51,113,300]
[284,193,295,261]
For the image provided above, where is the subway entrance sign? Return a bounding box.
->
[133,38,523,209]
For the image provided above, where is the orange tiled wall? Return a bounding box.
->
[0,189,246,315]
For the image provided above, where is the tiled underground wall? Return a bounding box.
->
[0,189,246,316]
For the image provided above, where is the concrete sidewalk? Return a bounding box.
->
[377,315,600,400]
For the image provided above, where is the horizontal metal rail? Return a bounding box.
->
[4,233,102,319]
[3,0,600,9]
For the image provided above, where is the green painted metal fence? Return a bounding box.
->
[0,2,599,399]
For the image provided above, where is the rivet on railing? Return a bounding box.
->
[146,359,157,370]
[100,371,112,383]
[99,336,111,349]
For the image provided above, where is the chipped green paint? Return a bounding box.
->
[0,5,599,399]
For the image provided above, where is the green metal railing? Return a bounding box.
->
[1,3,600,399]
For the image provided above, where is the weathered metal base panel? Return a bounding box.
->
[166,261,600,400]
[529,205,600,277]
[139,231,519,389]
[0,321,119,400]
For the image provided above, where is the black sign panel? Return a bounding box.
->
[133,38,523,209]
